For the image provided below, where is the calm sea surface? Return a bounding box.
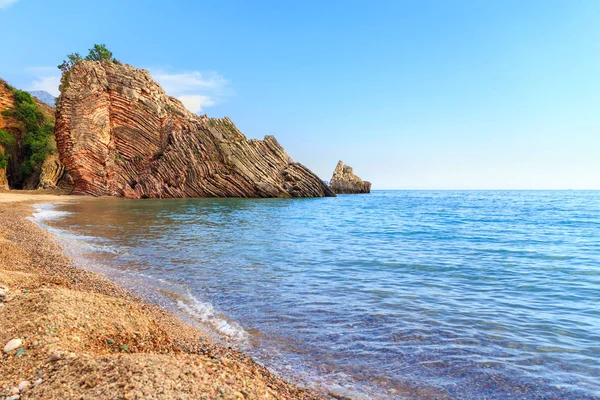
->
[33,191,600,399]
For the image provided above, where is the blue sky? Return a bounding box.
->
[1,0,599,189]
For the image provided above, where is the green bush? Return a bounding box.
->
[8,90,54,178]
[58,44,115,74]
[0,129,15,148]
[0,150,8,170]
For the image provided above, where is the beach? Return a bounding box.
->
[0,192,324,400]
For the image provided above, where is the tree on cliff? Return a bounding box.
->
[58,44,115,73]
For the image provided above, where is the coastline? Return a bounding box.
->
[0,192,325,399]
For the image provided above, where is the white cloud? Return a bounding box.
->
[177,95,215,114]
[25,67,61,97]
[0,0,19,9]
[23,66,233,114]
[149,69,233,114]
[30,75,61,97]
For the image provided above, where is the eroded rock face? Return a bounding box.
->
[55,61,334,198]
[329,160,371,194]
[0,79,69,190]
[0,81,16,190]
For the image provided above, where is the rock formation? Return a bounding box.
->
[55,60,335,198]
[329,160,371,194]
[0,82,15,190]
[0,79,69,190]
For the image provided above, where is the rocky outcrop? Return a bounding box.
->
[0,79,69,190]
[55,60,334,198]
[329,161,371,194]
[0,81,17,190]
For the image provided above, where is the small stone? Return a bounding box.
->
[15,348,25,357]
[10,387,19,395]
[33,378,43,387]
[46,353,62,362]
[4,338,22,353]
[0,290,5,298]
[106,339,114,344]
[17,381,30,392]
[6,395,20,400]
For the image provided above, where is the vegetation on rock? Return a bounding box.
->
[0,129,16,169]
[58,44,117,93]
[0,89,55,178]
[56,60,334,198]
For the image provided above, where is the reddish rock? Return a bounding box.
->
[0,79,69,190]
[0,79,68,190]
[55,61,334,198]
[329,160,371,194]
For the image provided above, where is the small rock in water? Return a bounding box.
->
[18,381,30,392]
[3,339,22,353]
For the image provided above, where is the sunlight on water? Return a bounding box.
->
[33,191,600,399]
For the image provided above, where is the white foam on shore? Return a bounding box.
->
[30,203,72,222]
[29,201,251,349]
[176,293,250,345]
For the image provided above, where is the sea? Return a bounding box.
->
[31,191,600,399]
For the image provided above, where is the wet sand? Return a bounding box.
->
[0,192,326,399]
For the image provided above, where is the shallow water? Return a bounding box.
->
[33,191,600,399]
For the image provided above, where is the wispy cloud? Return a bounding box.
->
[0,0,19,9]
[177,95,216,114]
[24,66,233,113]
[149,69,233,114]
[26,67,60,97]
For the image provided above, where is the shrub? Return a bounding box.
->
[86,44,113,62]
[58,44,115,74]
[58,53,83,74]
[0,129,15,148]
[0,150,8,169]
[9,90,54,178]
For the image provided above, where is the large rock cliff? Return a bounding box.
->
[329,160,371,194]
[0,82,16,189]
[55,60,334,198]
[0,80,68,190]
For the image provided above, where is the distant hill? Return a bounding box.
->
[28,91,56,107]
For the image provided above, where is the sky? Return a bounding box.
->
[1,0,599,189]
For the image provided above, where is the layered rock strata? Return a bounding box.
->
[329,160,371,194]
[55,60,334,198]
[0,79,68,190]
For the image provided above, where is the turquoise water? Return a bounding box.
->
[34,191,600,399]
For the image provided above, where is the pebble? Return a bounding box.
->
[17,381,30,392]
[47,353,63,362]
[10,387,19,395]
[33,378,43,387]
[3,339,22,353]
[6,395,20,400]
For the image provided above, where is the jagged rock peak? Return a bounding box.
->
[329,160,371,194]
[55,60,334,198]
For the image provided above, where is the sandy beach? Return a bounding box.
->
[0,192,325,400]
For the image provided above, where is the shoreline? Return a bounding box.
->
[0,192,327,399]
